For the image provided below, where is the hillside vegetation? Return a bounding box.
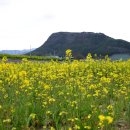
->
[30,32,130,59]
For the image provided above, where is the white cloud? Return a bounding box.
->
[0,0,11,6]
[0,0,130,50]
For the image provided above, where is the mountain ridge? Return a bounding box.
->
[0,48,36,55]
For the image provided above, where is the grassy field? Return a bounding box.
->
[0,54,62,62]
[0,51,130,130]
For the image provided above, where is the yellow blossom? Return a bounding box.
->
[3,119,11,123]
[84,126,91,129]
[98,115,105,121]
[105,116,113,124]
[29,113,36,119]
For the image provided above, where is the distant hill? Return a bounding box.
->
[0,49,35,55]
[30,32,130,59]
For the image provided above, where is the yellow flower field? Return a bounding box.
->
[0,54,130,130]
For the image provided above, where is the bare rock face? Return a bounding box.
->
[31,32,130,59]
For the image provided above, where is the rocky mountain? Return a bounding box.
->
[30,32,130,59]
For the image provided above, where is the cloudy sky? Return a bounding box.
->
[0,0,130,50]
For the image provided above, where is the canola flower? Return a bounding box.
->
[66,49,72,60]
[105,116,113,124]
[66,49,72,58]
[29,113,36,119]
[0,105,2,110]
[98,115,113,128]
[0,52,130,129]
[3,119,11,123]
[11,127,16,130]
[98,115,113,124]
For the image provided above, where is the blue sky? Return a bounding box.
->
[0,0,130,50]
